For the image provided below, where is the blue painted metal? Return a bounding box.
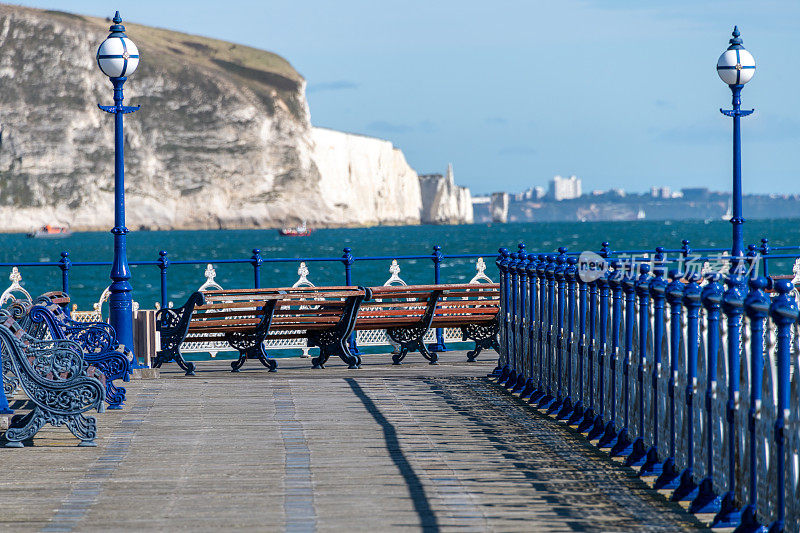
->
[598,261,622,449]
[577,275,598,432]
[503,250,518,388]
[0,311,104,446]
[97,13,140,371]
[654,269,685,490]
[497,248,511,382]
[158,250,169,311]
[512,250,530,393]
[341,247,359,354]
[711,271,747,526]
[529,254,548,403]
[736,275,770,533]
[768,279,797,533]
[489,248,508,377]
[250,248,263,288]
[59,251,72,318]
[640,252,667,477]
[429,245,448,353]
[537,255,557,408]
[567,257,587,425]
[624,262,652,467]
[24,302,130,409]
[690,274,724,514]
[719,27,754,265]
[519,253,538,399]
[672,273,702,502]
[547,248,568,415]
[609,263,636,457]
[557,256,577,420]
[586,267,609,441]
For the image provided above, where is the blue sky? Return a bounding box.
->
[13,1,800,195]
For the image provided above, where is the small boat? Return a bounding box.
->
[278,221,311,237]
[27,224,72,239]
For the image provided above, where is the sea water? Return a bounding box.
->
[1,218,798,313]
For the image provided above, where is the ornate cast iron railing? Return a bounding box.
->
[496,242,800,532]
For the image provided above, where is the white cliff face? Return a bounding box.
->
[310,128,422,226]
[419,164,474,224]
[0,6,473,231]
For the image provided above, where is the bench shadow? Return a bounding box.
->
[344,378,440,533]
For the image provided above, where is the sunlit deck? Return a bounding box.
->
[1,352,704,532]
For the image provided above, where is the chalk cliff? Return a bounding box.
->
[419,164,473,224]
[0,5,472,231]
[310,128,422,226]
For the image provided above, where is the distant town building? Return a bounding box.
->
[681,187,711,200]
[650,186,672,199]
[548,175,582,201]
[514,186,546,202]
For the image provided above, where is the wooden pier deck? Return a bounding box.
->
[1,351,706,532]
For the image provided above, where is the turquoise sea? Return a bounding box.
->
[1,218,799,313]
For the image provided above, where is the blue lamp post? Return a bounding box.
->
[717,26,755,266]
[96,12,141,366]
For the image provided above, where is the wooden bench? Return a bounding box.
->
[0,310,105,447]
[154,286,371,375]
[356,283,500,364]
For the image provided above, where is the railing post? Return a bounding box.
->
[710,271,748,526]
[503,252,520,388]
[341,247,359,354]
[158,250,169,311]
[513,251,531,393]
[760,238,771,287]
[567,256,587,425]
[599,259,623,449]
[641,249,667,476]
[768,279,797,533]
[251,249,262,289]
[587,266,610,440]
[59,251,72,317]
[429,244,448,352]
[672,272,702,502]
[578,275,599,432]
[520,253,538,399]
[691,273,725,514]
[491,248,509,377]
[497,248,511,381]
[654,268,685,489]
[529,254,548,404]
[547,249,567,412]
[739,274,769,531]
[536,255,557,408]
[625,262,652,467]
[557,256,578,420]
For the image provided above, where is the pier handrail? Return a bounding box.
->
[496,242,800,531]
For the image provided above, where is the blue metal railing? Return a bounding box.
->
[496,241,800,531]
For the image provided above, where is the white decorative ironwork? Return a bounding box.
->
[292,262,314,288]
[469,258,493,284]
[0,267,31,306]
[71,285,140,323]
[198,264,223,291]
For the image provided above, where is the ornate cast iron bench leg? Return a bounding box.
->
[309,294,366,370]
[154,293,204,376]
[386,327,439,365]
[0,321,105,447]
[461,318,501,362]
[226,335,277,373]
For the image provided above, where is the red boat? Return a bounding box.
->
[278,221,311,237]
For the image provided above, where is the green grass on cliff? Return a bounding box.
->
[23,6,304,102]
